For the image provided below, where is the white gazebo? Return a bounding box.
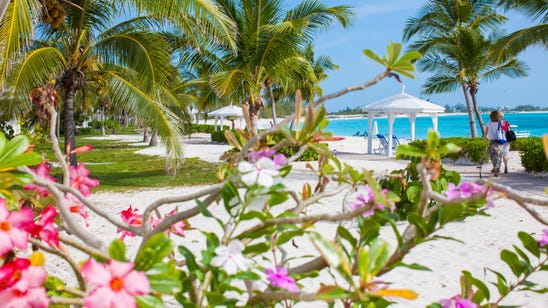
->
[208,104,243,130]
[361,87,445,156]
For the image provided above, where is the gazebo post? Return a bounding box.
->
[409,112,417,141]
[220,116,225,130]
[367,112,375,154]
[432,114,439,132]
[387,112,394,156]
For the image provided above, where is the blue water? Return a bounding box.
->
[326,112,548,139]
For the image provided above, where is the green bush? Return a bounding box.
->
[409,137,488,163]
[189,124,229,134]
[211,130,231,143]
[76,127,95,135]
[514,137,548,172]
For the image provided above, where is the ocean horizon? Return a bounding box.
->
[324,111,548,139]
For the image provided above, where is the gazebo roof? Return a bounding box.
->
[362,91,445,114]
[208,104,243,117]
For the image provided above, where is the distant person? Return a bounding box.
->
[483,110,505,177]
[230,118,235,130]
[500,112,510,173]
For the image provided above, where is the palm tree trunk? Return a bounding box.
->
[460,83,477,137]
[149,130,158,146]
[143,127,149,142]
[267,83,277,125]
[469,88,485,136]
[61,79,78,166]
[243,96,264,134]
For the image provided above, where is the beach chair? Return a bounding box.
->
[392,135,400,146]
[374,134,389,154]
[353,131,361,136]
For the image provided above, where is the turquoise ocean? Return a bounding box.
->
[325,112,548,139]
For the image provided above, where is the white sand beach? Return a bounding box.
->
[51,132,547,307]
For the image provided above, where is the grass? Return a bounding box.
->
[40,134,222,192]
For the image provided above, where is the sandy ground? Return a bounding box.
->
[52,132,547,307]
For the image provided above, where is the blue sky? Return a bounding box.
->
[310,1,547,112]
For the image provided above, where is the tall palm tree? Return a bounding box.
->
[402,0,507,137]
[420,27,528,134]
[494,0,548,61]
[1,0,234,168]
[208,0,352,133]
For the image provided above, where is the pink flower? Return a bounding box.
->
[266,266,299,291]
[0,199,34,255]
[540,229,548,247]
[247,149,287,169]
[69,163,99,197]
[24,163,56,198]
[71,145,93,154]
[117,206,142,241]
[440,294,477,308]
[27,205,59,247]
[167,209,185,237]
[66,193,90,227]
[444,182,494,208]
[348,186,393,217]
[82,259,150,308]
[0,259,49,308]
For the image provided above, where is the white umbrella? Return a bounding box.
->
[373,121,378,135]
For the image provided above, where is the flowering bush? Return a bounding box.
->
[0,94,546,308]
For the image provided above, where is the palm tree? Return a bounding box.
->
[494,0,548,61]
[1,0,234,168]
[207,0,352,134]
[420,27,528,134]
[402,0,507,137]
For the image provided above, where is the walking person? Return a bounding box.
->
[483,111,506,177]
[500,112,511,173]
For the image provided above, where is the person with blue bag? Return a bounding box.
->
[483,110,506,177]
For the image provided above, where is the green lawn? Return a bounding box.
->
[42,136,222,192]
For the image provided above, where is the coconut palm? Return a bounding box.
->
[494,0,548,61]
[207,0,352,133]
[420,27,528,134]
[402,0,507,137]
[1,0,234,168]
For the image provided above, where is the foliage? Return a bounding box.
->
[409,137,489,163]
[512,137,548,172]
[0,122,15,139]
[190,124,229,134]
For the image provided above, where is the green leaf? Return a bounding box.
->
[395,144,426,158]
[109,239,126,261]
[336,226,357,247]
[488,269,509,296]
[368,239,391,276]
[222,181,241,215]
[316,285,353,300]
[276,229,304,246]
[518,231,540,258]
[462,271,490,302]
[0,135,30,163]
[242,242,270,255]
[147,272,182,294]
[439,203,463,226]
[268,192,288,207]
[439,143,462,156]
[309,232,343,268]
[239,210,268,222]
[177,246,202,279]
[136,294,164,308]
[501,249,524,277]
[134,233,174,271]
[408,213,428,236]
[512,245,531,266]
[233,271,261,280]
[388,220,403,248]
[406,185,422,204]
[392,262,431,271]
[196,199,214,218]
[0,152,41,170]
[357,247,369,283]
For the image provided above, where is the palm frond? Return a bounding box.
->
[491,24,548,62]
[0,0,41,86]
[107,72,186,172]
[422,75,460,95]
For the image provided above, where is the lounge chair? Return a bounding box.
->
[375,134,397,155]
[392,135,400,145]
[353,131,361,136]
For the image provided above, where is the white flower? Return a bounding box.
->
[210,240,253,275]
[238,157,279,187]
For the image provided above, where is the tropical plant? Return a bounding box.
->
[0,0,235,168]
[206,0,352,133]
[418,27,528,134]
[402,0,507,137]
[494,0,548,61]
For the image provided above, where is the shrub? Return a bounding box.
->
[409,137,488,163]
[76,127,94,135]
[190,124,229,134]
[211,130,231,143]
[515,137,548,172]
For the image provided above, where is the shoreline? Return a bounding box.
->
[326,110,548,120]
